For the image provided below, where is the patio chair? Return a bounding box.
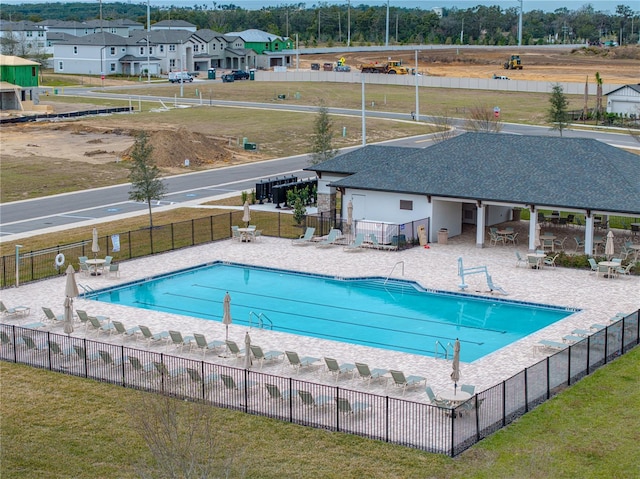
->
[76,309,109,331]
[87,315,116,336]
[78,256,88,266]
[231,225,242,241]
[367,233,397,251]
[323,357,356,382]
[574,237,585,252]
[543,254,559,268]
[1,331,24,348]
[298,390,333,407]
[225,340,245,359]
[284,350,320,374]
[72,344,100,362]
[153,361,186,379]
[541,238,554,252]
[292,227,316,245]
[515,251,527,268]
[78,262,91,277]
[265,383,296,401]
[488,230,505,246]
[249,345,283,369]
[111,320,139,339]
[615,262,634,277]
[566,214,575,226]
[192,333,225,359]
[168,330,194,353]
[620,242,635,260]
[186,367,219,387]
[460,384,476,395]
[48,340,74,357]
[315,228,343,248]
[128,356,155,373]
[102,256,113,272]
[389,370,426,395]
[587,258,599,274]
[137,325,170,347]
[336,397,371,415]
[354,362,388,386]
[98,349,128,367]
[343,233,366,252]
[553,236,567,250]
[21,335,48,353]
[106,263,120,279]
[41,306,65,324]
[0,301,30,318]
[527,255,541,269]
[220,373,256,392]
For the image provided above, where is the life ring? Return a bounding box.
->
[55,253,65,267]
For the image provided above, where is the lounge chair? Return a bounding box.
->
[186,367,219,387]
[168,330,194,352]
[562,335,584,344]
[367,233,397,251]
[1,331,24,348]
[98,349,128,367]
[298,390,333,407]
[21,335,47,353]
[76,309,109,331]
[220,373,256,392]
[535,339,568,353]
[515,251,527,268]
[41,306,65,324]
[128,356,155,373]
[292,227,316,245]
[354,362,388,386]
[73,345,100,362]
[315,228,342,248]
[87,315,116,336]
[460,384,476,395]
[111,320,139,339]
[49,340,74,357]
[284,350,320,374]
[0,301,30,318]
[249,345,283,369]
[343,233,366,252]
[137,325,170,347]
[265,383,296,401]
[389,370,426,395]
[486,275,507,295]
[225,340,245,359]
[192,333,225,359]
[323,357,356,382]
[336,397,371,414]
[543,254,559,267]
[153,361,186,379]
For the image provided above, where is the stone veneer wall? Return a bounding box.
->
[317,192,336,213]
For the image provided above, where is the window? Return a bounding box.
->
[169,45,176,52]
[58,61,63,70]
[149,47,153,54]
[38,31,44,37]
[110,63,116,72]
[110,47,115,55]
[140,47,144,55]
[73,46,78,54]
[159,45,164,52]
[169,59,176,68]
[26,31,33,37]
[212,43,216,50]
[400,200,413,211]
[193,44,199,52]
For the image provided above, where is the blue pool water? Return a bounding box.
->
[88,262,575,362]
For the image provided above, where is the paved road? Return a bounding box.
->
[1,90,636,239]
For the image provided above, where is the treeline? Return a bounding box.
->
[2,2,637,46]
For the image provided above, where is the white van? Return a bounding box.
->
[168,71,193,83]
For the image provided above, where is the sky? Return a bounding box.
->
[0,1,626,14]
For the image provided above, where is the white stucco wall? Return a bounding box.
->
[343,189,430,225]
[431,199,462,243]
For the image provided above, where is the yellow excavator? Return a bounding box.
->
[503,55,523,70]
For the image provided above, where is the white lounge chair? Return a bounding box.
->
[315,228,342,248]
[292,227,316,245]
[343,233,366,252]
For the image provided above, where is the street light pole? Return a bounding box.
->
[518,0,523,47]
[146,36,151,83]
[347,0,351,47]
[385,0,390,46]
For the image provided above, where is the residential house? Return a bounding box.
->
[151,20,197,33]
[605,83,640,118]
[0,54,40,110]
[0,20,47,56]
[225,29,293,69]
[305,133,640,253]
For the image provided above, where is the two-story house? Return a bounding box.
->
[225,29,293,69]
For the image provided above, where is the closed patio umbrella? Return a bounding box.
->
[450,338,461,394]
[64,265,79,335]
[534,223,541,249]
[223,292,232,342]
[244,331,252,369]
[347,200,353,235]
[91,227,100,259]
[605,231,615,259]
[242,201,251,227]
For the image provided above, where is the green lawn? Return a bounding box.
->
[1,347,639,478]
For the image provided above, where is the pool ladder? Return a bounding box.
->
[248,311,273,330]
[78,283,95,298]
[384,261,405,285]
[435,341,454,360]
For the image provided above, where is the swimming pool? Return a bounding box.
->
[88,262,575,362]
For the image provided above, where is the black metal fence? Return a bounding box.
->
[0,106,134,124]
[0,211,424,288]
[2,310,637,456]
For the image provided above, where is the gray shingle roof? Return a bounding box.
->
[306,133,640,215]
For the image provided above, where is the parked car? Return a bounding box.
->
[334,65,351,72]
[492,74,510,80]
[231,69,250,80]
[221,74,235,83]
[168,71,193,83]
[311,63,320,71]
[323,63,334,71]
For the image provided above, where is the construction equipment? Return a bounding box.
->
[503,55,523,70]
[359,60,409,74]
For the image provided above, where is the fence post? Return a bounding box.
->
[524,368,529,412]
[567,346,572,385]
[502,380,506,427]
[288,376,294,423]
[546,357,550,399]
[120,344,126,387]
[450,406,455,457]
[171,223,175,251]
[243,368,249,413]
[191,219,195,246]
[210,215,214,242]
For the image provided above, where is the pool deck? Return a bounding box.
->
[2,223,638,402]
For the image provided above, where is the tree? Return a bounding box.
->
[128,132,167,229]
[548,83,569,136]
[309,103,338,165]
[595,72,603,121]
[464,104,502,133]
[430,109,458,143]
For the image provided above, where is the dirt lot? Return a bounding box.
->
[2,46,637,194]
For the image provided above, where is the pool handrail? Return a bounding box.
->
[248,311,273,330]
[435,340,454,360]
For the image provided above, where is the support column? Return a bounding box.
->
[475,204,485,248]
[585,215,595,255]
[529,211,538,252]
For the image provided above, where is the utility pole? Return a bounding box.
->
[385,0,390,46]
[518,0,523,46]
[347,0,351,47]
[361,74,366,146]
[414,50,419,122]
